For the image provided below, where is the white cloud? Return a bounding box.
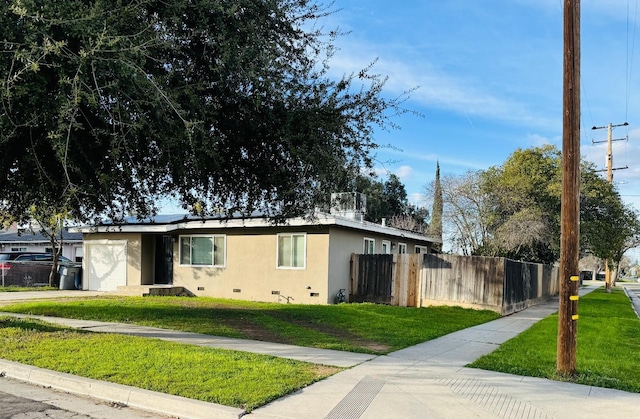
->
[408,192,427,206]
[371,166,389,178]
[526,133,557,147]
[395,165,413,180]
[371,164,413,181]
[386,148,487,171]
[327,33,559,131]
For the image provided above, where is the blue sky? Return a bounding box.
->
[324,0,640,214]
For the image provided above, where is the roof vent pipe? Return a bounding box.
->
[381,218,386,227]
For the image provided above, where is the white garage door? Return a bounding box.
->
[84,241,127,291]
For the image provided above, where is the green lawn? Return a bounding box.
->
[469,288,640,393]
[0,296,501,354]
[0,316,337,411]
[0,297,501,410]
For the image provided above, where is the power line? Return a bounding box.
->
[626,0,639,121]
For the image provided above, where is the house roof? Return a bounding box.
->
[0,227,83,244]
[72,213,441,244]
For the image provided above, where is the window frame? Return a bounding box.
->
[381,240,391,254]
[178,234,226,268]
[276,232,307,269]
[363,237,375,254]
[397,243,407,254]
[415,245,429,254]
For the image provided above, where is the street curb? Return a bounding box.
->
[623,286,640,318]
[0,358,245,419]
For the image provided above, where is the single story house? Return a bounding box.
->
[73,212,440,304]
[0,224,83,262]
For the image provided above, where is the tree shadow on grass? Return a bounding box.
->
[0,316,70,333]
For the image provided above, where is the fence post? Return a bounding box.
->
[390,254,398,305]
[418,254,425,308]
[350,253,358,299]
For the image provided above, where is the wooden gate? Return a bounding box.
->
[350,254,393,304]
[393,253,422,307]
[350,253,422,306]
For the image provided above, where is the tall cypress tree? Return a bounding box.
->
[428,162,443,251]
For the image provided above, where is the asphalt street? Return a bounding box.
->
[0,375,168,419]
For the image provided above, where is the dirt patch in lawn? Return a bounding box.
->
[265,311,391,354]
[222,314,390,354]
[208,309,390,353]
[0,297,392,354]
[221,315,292,344]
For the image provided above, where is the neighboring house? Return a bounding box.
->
[73,211,440,304]
[0,224,83,262]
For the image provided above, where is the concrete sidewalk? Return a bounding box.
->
[0,289,106,301]
[621,282,640,316]
[2,283,640,418]
[250,283,640,419]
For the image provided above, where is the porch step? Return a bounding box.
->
[114,285,188,297]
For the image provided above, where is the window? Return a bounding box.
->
[11,247,27,252]
[277,233,306,268]
[363,238,375,254]
[398,243,407,254]
[179,235,225,267]
[75,246,84,263]
[381,240,391,254]
[415,245,428,254]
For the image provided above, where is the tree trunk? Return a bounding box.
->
[48,237,63,288]
[611,262,620,288]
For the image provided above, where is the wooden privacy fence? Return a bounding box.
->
[350,253,559,315]
[349,254,421,306]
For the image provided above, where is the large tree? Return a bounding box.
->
[437,170,491,255]
[0,0,406,223]
[477,145,561,263]
[581,181,640,291]
[435,145,636,265]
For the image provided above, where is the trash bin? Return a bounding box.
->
[59,266,81,290]
[74,267,82,289]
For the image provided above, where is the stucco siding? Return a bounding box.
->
[328,226,432,302]
[79,216,436,304]
[172,228,331,304]
[82,232,143,288]
[327,228,364,301]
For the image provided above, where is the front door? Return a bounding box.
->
[154,235,173,284]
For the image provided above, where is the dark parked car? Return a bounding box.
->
[12,253,73,263]
[0,252,76,287]
[0,253,23,262]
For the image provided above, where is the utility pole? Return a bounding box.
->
[558,0,580,376]
[592,122,629,291]
[592,122,629,183]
